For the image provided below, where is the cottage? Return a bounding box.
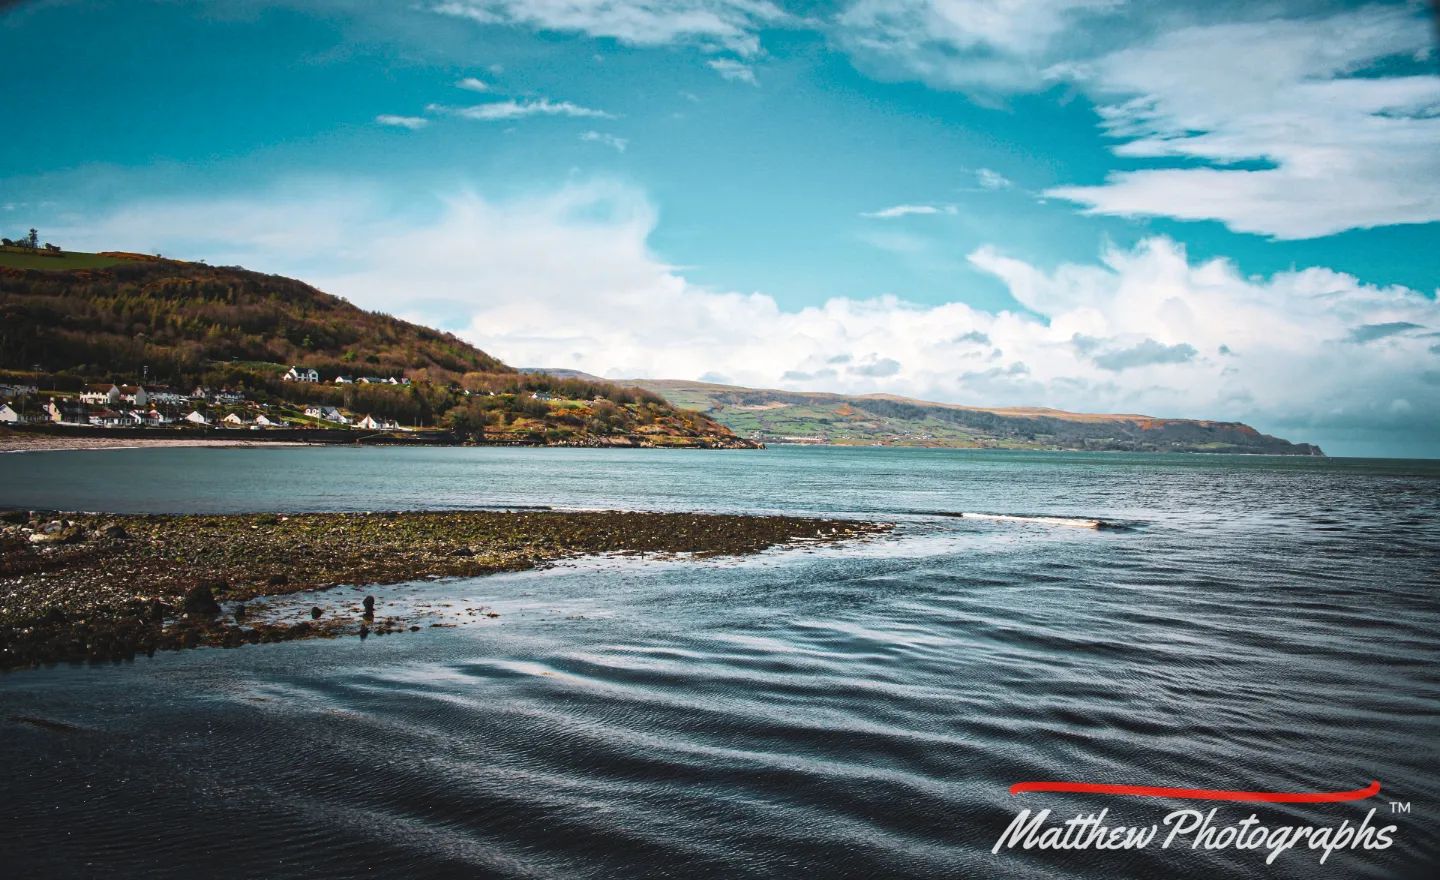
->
[80,384,122,406]
[283,366,320,383]
[191,386,211,399]
[222,412,248,426]
[333,375,354,384]
[90,408,136,427]
[356,414,399,430]
[0,383,38,398]
[141,409,172,425]
[211,389,246,405]
[0,403,19,423]
[183,410,209,425]
[303,405,349,425]
[254,414,285,428]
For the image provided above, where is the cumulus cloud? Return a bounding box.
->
[51,180,1440,454]
[455,76,490,92]
[707,58,758,85]
[374,114,429,129]
[428,0,786,57]
[428,98,614,121]
[1091,339,1197,371]
[1044,5,1440,238]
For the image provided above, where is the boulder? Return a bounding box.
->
[182,583,222,616]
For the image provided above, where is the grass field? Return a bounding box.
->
[0,248,127,270]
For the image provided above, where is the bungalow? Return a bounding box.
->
[211,389,245,405]
[183,410,209,425]
[333,375,354,384]
[355,414,399,430]
[90,408,139,427]
[0,383,38,398]
[80,384,122,406]
[0,403,20,422]
[283,366,320,383]
[222,412,248,426]
[141,409,172,425]
[191,385,211,399]
[303,405,350,425]
[254,414,285,428]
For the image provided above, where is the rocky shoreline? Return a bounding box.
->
[0,509,890,670]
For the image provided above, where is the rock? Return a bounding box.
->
[358,625,369,640]
[450,546,474,557]
[98,523,130,540]
[0,510,27,525]
[362,596,375,619]
[29,527,84,545]
[182,583,222,616]
[233,604,247,623]
[266,573,290,587]
[310,606,323,620]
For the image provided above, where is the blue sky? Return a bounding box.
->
[2,0,1438,456]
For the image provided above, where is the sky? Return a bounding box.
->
[2,0,1438,457]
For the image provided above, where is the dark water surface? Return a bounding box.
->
[2,446,1437,878]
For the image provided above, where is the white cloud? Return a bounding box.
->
[975,167,1010,190]
[860,203,958,219]
[428,98,614,121]
[455,76,490,92]
[52,179,1440,453]
[581,130,629,152]
[428,0,786,56]
[374,114,429,130]
[836,0,1123,93]
[1045,5,1440,238]
[707,58,758,85]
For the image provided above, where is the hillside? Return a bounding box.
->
[0,254,752,448]
[627,379,1324,455]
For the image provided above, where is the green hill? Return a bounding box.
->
[627,379,1324,455]
[0,256,752,448]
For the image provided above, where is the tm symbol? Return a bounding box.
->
[1390,801,1410,814]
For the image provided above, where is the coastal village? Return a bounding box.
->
[0,368,415,432]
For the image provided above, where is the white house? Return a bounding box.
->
[118,385,150,407]
[0,403,20,423]
[333,375,354,384]
[184,410,209,425]
[254,414,284,427]
[80,384,122,406]
[222,412,248,426]
[304,405,350,425]
[211,389,245,404]
[283,366,320,383]
[356,414,400,430]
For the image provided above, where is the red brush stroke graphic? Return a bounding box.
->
[1009,780,1381,803]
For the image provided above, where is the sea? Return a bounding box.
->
[1,445,1437,879]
